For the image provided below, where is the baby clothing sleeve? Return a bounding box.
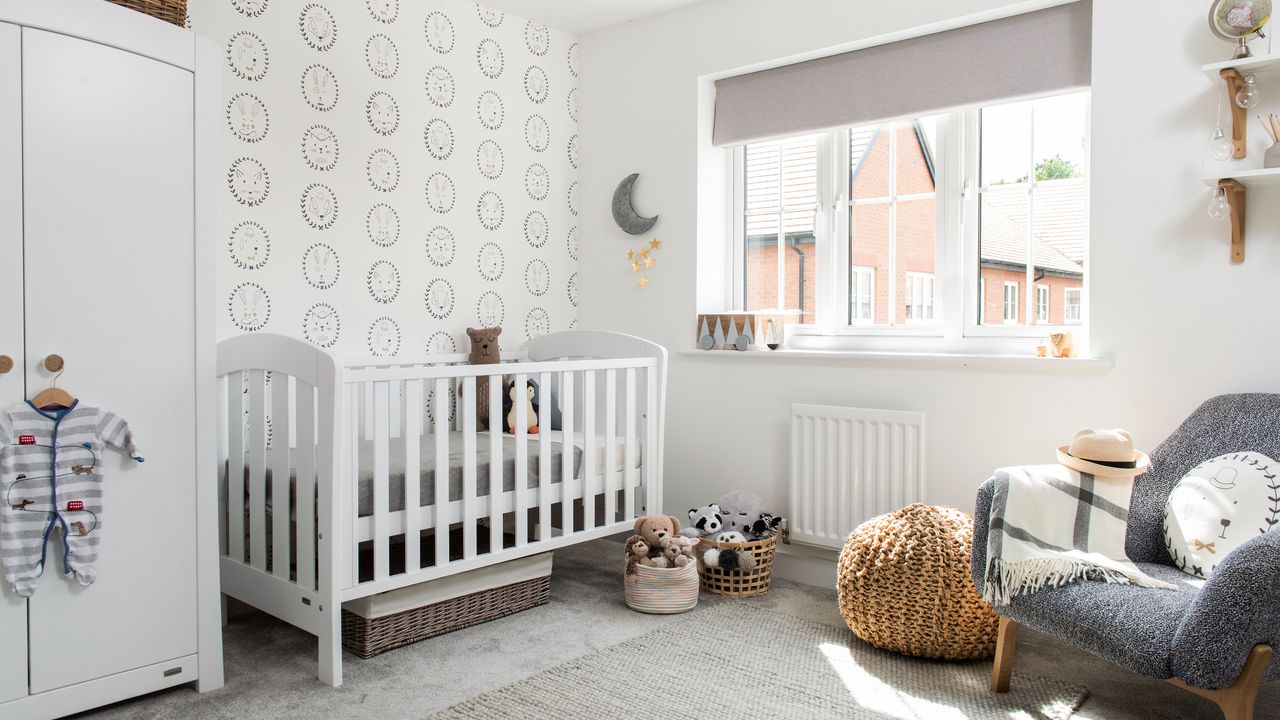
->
[96,409,144,463]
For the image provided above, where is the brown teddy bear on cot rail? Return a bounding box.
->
[466,326,502,430]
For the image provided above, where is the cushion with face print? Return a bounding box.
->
[1163,452,1280,578]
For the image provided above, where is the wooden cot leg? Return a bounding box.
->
[317,601,344,687]
[1167,645,1272,720]
[991,616,1018,693]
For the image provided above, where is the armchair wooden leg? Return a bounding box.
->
[991,616,1018,693]
[1167,645,1273,720]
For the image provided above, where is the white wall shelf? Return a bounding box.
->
[1202,167,1280,187]
[1203,53,1280,81]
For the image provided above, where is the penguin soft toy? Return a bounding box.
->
[505,379,540,434]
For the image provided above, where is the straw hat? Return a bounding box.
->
[1056,428,1149,478]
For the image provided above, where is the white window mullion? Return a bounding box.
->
[939,111,965,340]
[813,131,839,331]
[887,127,898,327]
[1024,103,1037,326]
[730,148,745,310]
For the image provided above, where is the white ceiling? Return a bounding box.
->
[479,0,711,35]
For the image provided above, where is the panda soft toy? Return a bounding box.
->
[682,503,723,538]
[702,530,757,573]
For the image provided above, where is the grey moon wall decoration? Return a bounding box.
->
[612,173,658,235]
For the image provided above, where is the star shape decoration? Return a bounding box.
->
[638,276,649,288]
[644,256,655,268]
[626,249,635,261]
[649,238,661,250]
[631,261,641,272]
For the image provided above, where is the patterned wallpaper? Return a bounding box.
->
[191,0,580,357]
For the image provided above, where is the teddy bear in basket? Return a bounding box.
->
[624,515,698,575]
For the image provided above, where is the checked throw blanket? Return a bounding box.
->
[983,464,1177,606]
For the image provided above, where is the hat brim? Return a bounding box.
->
[1056,446,1150,478]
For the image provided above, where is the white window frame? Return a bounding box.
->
[1036,283,1049,324]
[1002,281,1019,324]
[728,91,1090,355]
[850,265,875,324]
[1064,287,1082,324]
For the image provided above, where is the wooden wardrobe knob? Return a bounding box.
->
[43,354,64,373]
[0,355,11,374]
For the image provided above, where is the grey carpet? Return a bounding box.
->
[428,602,1085,720]
[73,538,1280,720]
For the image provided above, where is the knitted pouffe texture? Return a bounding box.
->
[837,503,999,660]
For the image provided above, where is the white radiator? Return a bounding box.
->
[789,404,926,550]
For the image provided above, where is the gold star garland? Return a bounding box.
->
[626,237,661,288]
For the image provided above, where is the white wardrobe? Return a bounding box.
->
[0,1,221,717]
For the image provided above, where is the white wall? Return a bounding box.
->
[191,0,580,357]
[576,0,1280,539]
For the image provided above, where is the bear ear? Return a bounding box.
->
[667,515,681,534]
[633,517,645,536]
[688,508,698,520]
[709,503,721,513]
[466,327,478,339]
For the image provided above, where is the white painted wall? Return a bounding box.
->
[576,0,1280,557]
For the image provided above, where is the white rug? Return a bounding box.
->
[428,603,1087,719]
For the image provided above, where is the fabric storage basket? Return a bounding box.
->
[342,553,553,658]
[624,562,699,614]
[697,534,777,597]
[105,0,187,26]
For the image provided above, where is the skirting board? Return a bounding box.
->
[772,544,838,589]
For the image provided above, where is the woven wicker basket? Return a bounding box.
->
[624,562,699,614]
[105,0,187,27]
[342,575,550,658]
[697,534,777,597]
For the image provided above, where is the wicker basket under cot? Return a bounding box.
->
[105,0,187,26]
[697,534,777,597]
[342,552,552,658]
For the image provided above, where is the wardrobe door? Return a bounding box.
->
[21,28,197,693]
[0,20,28,706]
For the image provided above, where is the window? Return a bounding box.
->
[742,135,820,324]
[734,91,1089,353]
[851,266,875,323]
[1064,287,1082,324]
[1002,282,1018,324]
[905,272,935,322]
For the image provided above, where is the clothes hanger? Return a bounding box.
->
[31,355,75,410]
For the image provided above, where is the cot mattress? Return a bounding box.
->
[248,431,640,518]
[349,431,638,517]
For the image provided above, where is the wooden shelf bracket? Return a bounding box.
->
[1220,179,1247,263]
[1221,69,1248,159]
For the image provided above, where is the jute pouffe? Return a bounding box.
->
[837,503,999,660]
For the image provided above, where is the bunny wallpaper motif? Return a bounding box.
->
[194,0,578,353]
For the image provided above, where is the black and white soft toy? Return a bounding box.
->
[682,503,723,538]
[751,513,785,539]
[702,530,757,573]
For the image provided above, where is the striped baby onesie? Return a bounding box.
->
[0,401,142,597]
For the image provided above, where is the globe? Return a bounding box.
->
[1210,0,1273,58]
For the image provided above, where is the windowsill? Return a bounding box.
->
[677,347,1114,371]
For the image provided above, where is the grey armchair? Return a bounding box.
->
[972,394,1280,720]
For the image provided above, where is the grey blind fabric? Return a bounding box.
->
[712,1,1092,147]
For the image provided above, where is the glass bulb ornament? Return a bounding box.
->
[1235,73,1261,109]
[1208,186,1232,220]
[1208,126,1236,161]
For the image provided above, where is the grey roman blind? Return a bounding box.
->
[712,0,1092,147]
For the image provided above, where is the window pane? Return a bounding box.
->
[897,117,940,196]
[850,266,875,323]
[981,100,1031,187]
[1031,181,1086,325]
[979,186,1029,326]
[850,203,890,325]
[1033,92,1088,181]
[895,197,936,325]
[743,136,819,321]
[851,125,889,200]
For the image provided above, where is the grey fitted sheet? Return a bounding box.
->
[250,431,638,518]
